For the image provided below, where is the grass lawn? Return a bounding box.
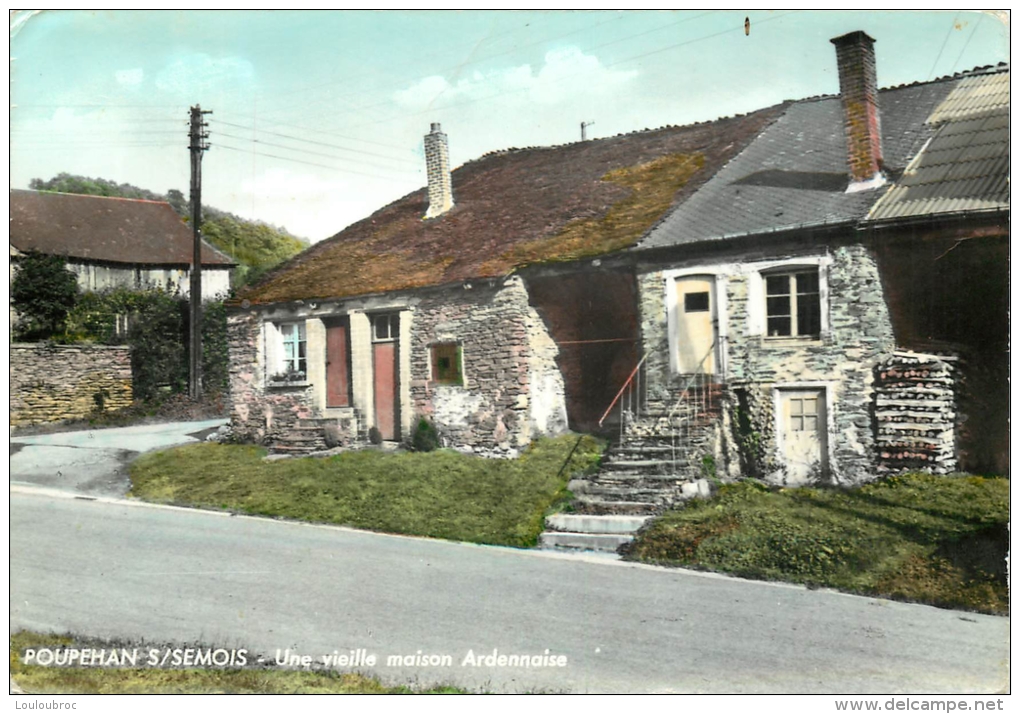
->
[10,632,464,694]
[624,474,1008,614]
[129,434,602,548]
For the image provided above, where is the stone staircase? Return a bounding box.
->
[268,411,361,456]
[539,383,725,555]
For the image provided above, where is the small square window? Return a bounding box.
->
[431,342,463,385]
[373,313,400,341]
[684,291,710,313]
[273,322,307,380]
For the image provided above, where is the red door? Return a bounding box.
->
[326,322,350,407]
[373,342,397,440]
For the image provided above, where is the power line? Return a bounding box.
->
[950,13,984,74]
[333,11,794,133]
[252,11,632,121]
[214,130,416,177]
[213,119,419,166]
[212,141,420,183]
[927,13,960,80]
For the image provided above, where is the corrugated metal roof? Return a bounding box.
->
[10,190,235,266]
[868,69,1009,221]
[636,78,958,249]
[927,71,1010,124]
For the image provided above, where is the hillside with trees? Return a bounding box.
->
[29,173,308,287]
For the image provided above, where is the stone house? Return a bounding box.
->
[226,30,1008,494]
[591,32,1009,503]
[225,111,784,454]
[10,189,234,301]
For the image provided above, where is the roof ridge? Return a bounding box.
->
[463,100,794,168]
[12,188,172,206]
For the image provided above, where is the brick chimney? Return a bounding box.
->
[423,122,453,218]
[831,31,886,191]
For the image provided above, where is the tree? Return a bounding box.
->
[11,252,80,341]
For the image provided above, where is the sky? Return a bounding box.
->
[9,10,1010,242]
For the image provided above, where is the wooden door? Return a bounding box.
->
[675,276,715,374]
[373,342,397,440]
[779,389,827,485]
[326,322,350,408]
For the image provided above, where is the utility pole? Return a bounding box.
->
[581,120,595,141]
[188,104,211,400]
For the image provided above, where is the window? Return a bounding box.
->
[765,270,821,339]
[372,313,400,342]
[431,342,463,385]
[278,322,307,379]
[684,291,710,312]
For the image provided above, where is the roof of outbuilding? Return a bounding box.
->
[867,69,1009,221]
[634,70,1005,250]
[9,189,235,266]
[236,105,787,305]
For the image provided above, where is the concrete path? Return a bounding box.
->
[9,419,228,498]
[10,487,1009,694]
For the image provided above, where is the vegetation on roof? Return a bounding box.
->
[484,152,705,272]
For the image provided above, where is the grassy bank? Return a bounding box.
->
[10,632,464,694]
[130,434,601,547]
[625,474,1008,614]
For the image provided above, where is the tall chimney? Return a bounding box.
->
[423,122,453,219]
[831,31,885,191]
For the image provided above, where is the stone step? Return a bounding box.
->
[572,483,667,501]
[602,459,676,472]
[268,444,319,454]
[538,531,632,554]
[545,513,651,534]
[572,498,661,516]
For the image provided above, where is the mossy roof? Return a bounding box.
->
[236,104,787,306]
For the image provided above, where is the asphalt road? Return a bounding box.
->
[10,488,1009,694]
[9,419,228,497]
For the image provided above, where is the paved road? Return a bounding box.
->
[10,488,1009,694]
[10,419,228,497]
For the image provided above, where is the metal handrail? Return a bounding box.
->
[597,353,647,428]
[666,339,718,423]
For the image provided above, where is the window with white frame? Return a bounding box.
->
[270,322,307,381]
[764,269,821,339]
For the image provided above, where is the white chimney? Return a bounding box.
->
[423,122,454,218]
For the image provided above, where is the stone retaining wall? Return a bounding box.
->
[11,343,133,426]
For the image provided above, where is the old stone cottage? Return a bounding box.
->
[227,31,1008,496]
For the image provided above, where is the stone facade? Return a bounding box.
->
[11,343,133,426]
[638,243,899,485]
[226,276,568,455]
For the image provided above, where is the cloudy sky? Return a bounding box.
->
[10,10,1009,242]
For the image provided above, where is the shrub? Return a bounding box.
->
[11,252,79,341]
[411,417,440,452]
[368,427,383,445]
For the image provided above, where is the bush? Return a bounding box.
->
[63,287,228,402]
[11,252,79,341]
[411,417,440,452]
[368,427,383,445]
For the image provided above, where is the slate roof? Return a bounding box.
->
[236,106,786,305]
[9,190,234,266]
[868,69,1009,221]
[636,68,1006,250]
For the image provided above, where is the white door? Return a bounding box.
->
[675,276,715,374]
[779,389,827,485]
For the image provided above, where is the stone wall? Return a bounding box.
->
[226,276,569,455]
[639,244,897,484]
[226,308,317,444]
[11,343,133,426]
[410,276,567,456]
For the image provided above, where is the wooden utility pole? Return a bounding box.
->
[581,120,595,141]
[188,104,211,399]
